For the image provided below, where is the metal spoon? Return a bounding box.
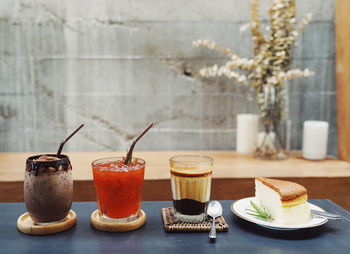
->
[207,201,223,240]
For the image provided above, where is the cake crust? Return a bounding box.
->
[256,177,307,201]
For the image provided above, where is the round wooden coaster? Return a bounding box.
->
[90,209,146,232]
[17,210,77,235]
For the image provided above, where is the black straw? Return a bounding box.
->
[57,124,84,156]
[124,123,153,165]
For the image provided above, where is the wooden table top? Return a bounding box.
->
[1,151,350,182]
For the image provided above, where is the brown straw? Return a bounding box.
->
[57,124,84,156]
[124,123,153,165]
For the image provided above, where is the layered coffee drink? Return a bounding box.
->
[170,155,213,222]
[24,154,73,224]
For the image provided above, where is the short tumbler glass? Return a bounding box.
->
[92,157,145,222]
[170,155,213,222]
[24,154,73,224]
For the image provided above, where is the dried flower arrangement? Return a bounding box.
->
[193,0,314,159]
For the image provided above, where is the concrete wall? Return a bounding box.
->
[0,0,337,155]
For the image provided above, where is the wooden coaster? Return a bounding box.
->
[17,210,77,235]
[90,209,146,232]
[161,207,229,232]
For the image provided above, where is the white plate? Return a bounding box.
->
[231,197,328,231]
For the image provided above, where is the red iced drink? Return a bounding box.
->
[92,157,145,220]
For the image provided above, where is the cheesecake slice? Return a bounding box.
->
[255,177,311,225]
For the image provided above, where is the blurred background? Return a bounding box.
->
[0,0,336,155]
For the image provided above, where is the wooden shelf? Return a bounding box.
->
[2,151,350,181]
[1,151,350,210]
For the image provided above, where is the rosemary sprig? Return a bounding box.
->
[246,201,273,221]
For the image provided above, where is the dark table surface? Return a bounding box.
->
[1,200,350,254]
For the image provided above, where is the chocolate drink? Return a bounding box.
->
[24,154,73,223]
[170,169,212,216]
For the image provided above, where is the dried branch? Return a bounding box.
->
[193,39,236,57]
[250,0,266,55]
[192,0,313,128]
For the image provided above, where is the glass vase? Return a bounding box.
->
[255,85,290,160]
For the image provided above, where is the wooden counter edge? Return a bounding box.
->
[2,177,350,212]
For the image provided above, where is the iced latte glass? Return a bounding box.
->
[24,154,73,224]
[170,155,213,222]
[92,157,145,222]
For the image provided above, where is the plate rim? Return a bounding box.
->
[231,197,328,230]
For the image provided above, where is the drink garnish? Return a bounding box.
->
[124,123,153,165]
[245,201,273,221]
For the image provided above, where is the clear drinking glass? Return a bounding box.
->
[92,157,145,222]
[169,155,213,222]
[24,154,73,224]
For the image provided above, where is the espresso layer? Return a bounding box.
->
[170,170,212,178]
[173,199,208,215]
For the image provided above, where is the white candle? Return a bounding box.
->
[302,121,329,160]
[236,114,259,154]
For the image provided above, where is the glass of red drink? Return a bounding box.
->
[92,157,145,222]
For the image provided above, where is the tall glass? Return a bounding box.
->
[92,157,145,222]
[24,154,73,224]
[170,155,213,222]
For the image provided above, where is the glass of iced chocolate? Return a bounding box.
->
[24,154,73,224]
[170,155,213,222]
